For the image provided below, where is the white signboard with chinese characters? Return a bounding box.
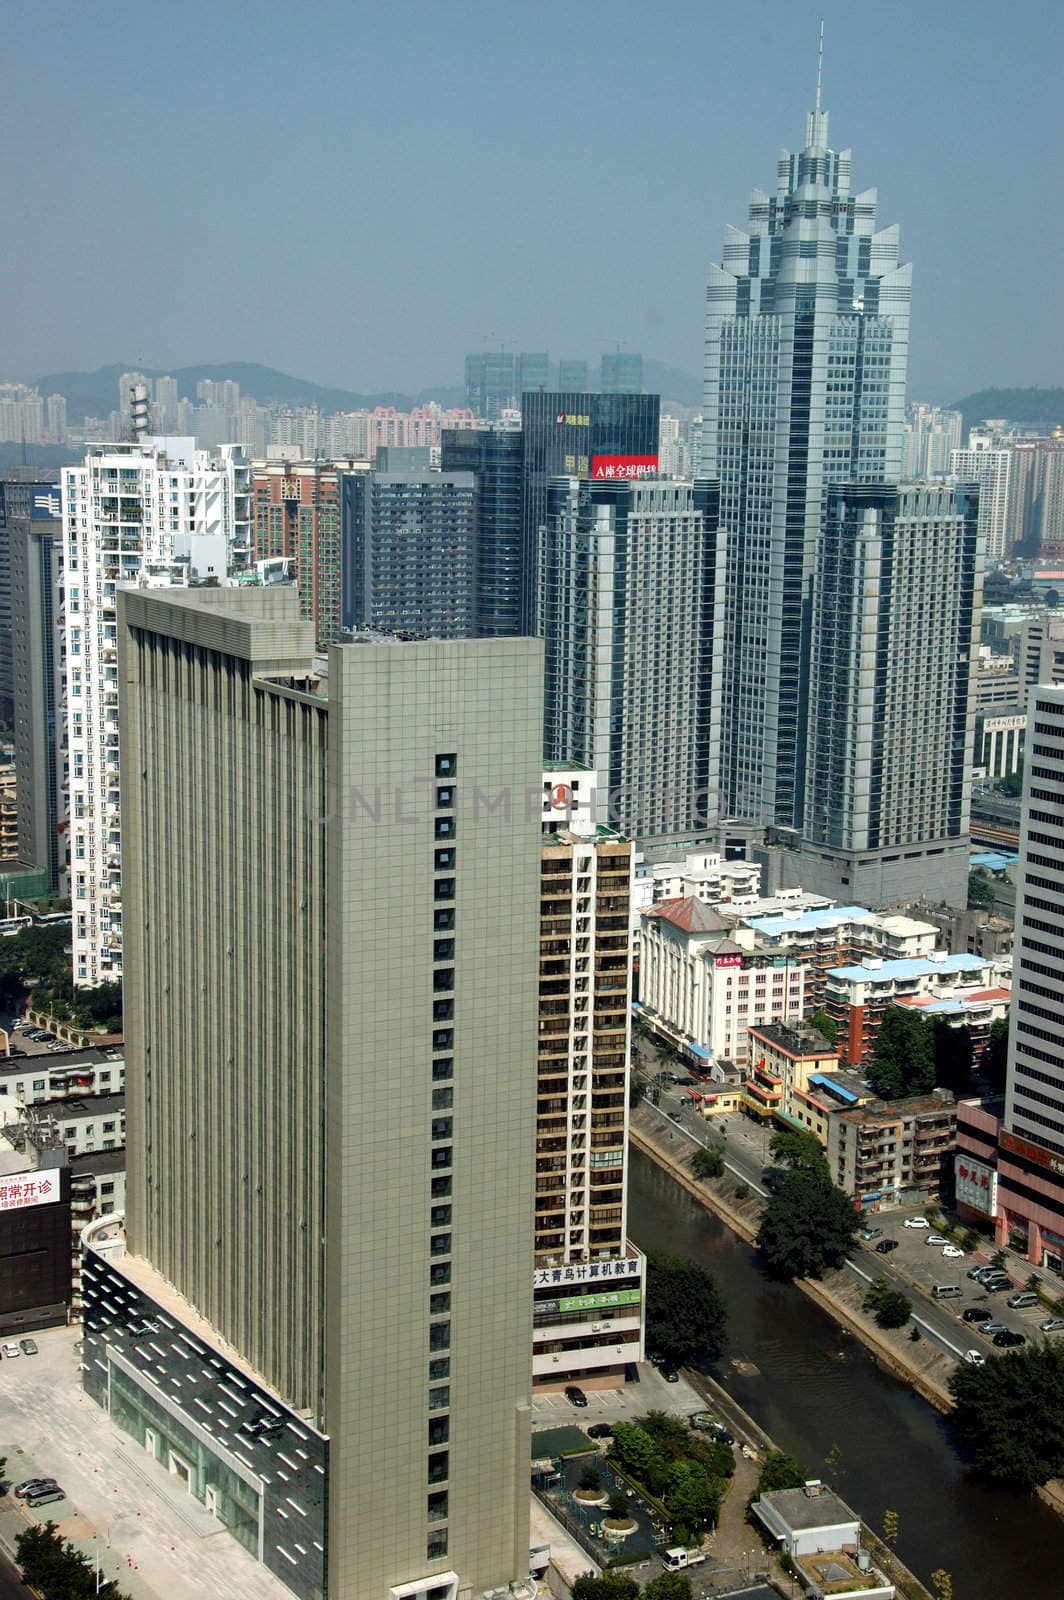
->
[533,1255,642,1291]
[955,1155,998,1218]
[0,1169,61,1212]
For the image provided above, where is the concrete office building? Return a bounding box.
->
[901,402,962,479]
[4,474,65,889]
[998,685,1064,1268]
[343,470,478,638]
[81,586,542,1600]
[797,482,982,907]
[534,825,644,1389]
[61,440,251,985]
[1008,435,1064,558]
[600,353,643,394]
[950,445,1012,561]
[557,360,588,392]
[538,477,722,841]
[702,95,910,828]
[465,352,516,418]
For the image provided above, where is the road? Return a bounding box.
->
[637,1069,1060,1357]
[0,1548,30,1600]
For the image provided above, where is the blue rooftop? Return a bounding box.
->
[745,904,874,937]
[827,953,988,983]
[970,850,1018,871]
[809,1072,861,1102]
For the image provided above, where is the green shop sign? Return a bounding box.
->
[557,1288,642,1314]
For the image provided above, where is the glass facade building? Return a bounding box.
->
[600,353,643,394]
[521,391,660,635]
[701,101,911,827]
[440,426,524,636]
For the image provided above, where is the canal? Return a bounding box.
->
[629,1147,1064,1597]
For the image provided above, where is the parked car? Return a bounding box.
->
[1,1342,21,1359]
[875,1238,899,1255]
[963,1307,993,1323]
[926,1234,951,1247]
[964,1351,986,1366]
[15,1479,58,1499]
[942,1245,965,1259]
[565,1385,588,1408]
[587,1423,613,1439]
[19,1339,38,1356]
[993,1330,1027,1348]
[860,1226,883,1241]
[1040,1318,1064,1334]
[904,1217,930,1229]
[661,1366,680,1383]
[707,1422,735,1445]
[967,1265,990,1281]
[980,1322,1008,1337]
[25,1487,65,1508]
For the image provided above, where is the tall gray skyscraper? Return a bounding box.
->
[799,482,982,906]
[701,94,911,826]
[83,586,542,1600]
[538,477,722,840]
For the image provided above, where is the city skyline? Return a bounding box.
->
[3,1,1061,402]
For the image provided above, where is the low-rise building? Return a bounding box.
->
[828,1089,957,1209]
[739,904,938,1012]
[0,1046,125,1106]
[639,899,805,1071]
[649,849,762,905]
[894,985,1012,1061]
[790,1069,872,1145]
[742,1022,839,1125]
[752,1482,894,1600]
[826,952,997,1066]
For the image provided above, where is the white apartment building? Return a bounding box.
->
[639,898,805,1070]
[61,440,251,985]
[951,445,1012,560]
[650,848,761,905]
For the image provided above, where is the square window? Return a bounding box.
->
[431,1233,451,1256]
[432,1118,453,1141]
[436,786,455,808]
[433,968,454,991]
[429,1357,450,1380]
[429,1320,450,1350]
[429,1292,450,1315]
[433,938,455,961]
[432,1030,453,1051]
[427,1531,448,1559]
[431,1204,452,1227]
[432,1059,453,1082]
[431,1176,452,1200]
[432,1087,453,1110]
[434,848,456,871]
[434,878,455,902]
[435,755,457,778]
[430,1261,451,1286]
[434,816,455,840]
[428,1416,449,1446]
[432,999,454,1021]
[434,907,455,931]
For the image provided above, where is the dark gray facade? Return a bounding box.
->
[5,475,64,887]
[440,425,523,636]
[342,471,477,637]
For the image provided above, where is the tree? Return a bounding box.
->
[571,1575,639,1600]
[770,1127,828,1173]
[863,1276,912,1329]
[607,1488,630,1520]
[691,1145,724,1180]
[968,869,996,909]
[644,1251,728,1366]
[757,1449,807,1493]
[642,1575,693,1600]
[809,1007,838,1045]
[665,1459,721,1535]
[16,1523,130,1600]
[757,1167,861,1279]
[869,1007,935,1100]
[610,1422,667,1493]
[932,1020,975,1095]
[948,1343,1064,1489]
[983,1018,1009,1091]
[578,1464,602,1492]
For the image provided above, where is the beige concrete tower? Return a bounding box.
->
[112,584,542,1600]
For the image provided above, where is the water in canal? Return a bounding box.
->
[629,1147,1064,1597]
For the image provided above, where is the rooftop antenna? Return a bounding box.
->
[815,18,824,113]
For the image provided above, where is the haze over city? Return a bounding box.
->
[4,0,1062,400]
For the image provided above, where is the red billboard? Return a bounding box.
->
[591,455,658,481]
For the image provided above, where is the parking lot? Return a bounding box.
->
[859,1212,1063,1354]
[531,1361,706,1430]
[0,1325,291,1600]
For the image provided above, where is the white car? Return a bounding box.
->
[904,1217,930,1229]
[1,1341,21,1358]
[942,1245,965,1259]
[964,1350,986,1366]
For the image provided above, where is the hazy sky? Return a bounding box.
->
[5,0,1062,403]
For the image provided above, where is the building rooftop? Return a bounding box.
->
[644,897,732,934]
[895,986,1010,1015]
[69,1148,126,1176]
[758,1483,858,1532]
[827,953,988,983]
[744,903,875,937]
[747,1021,836,1058]
[837,1089,956,1126]
[45,1091,125,1119]
[806,1071,868,1104]
[0,1047,124,1080]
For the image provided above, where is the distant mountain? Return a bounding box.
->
[948,387,1064,438]
[32,358,702,422]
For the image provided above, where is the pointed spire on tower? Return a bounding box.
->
[806,19,829,150]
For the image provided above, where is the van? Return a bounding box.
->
[1007,1291,1039,1309]
[931,1283,962,1299]
[664,1549,707,1571]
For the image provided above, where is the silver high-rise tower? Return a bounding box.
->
[701,83,911,826]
